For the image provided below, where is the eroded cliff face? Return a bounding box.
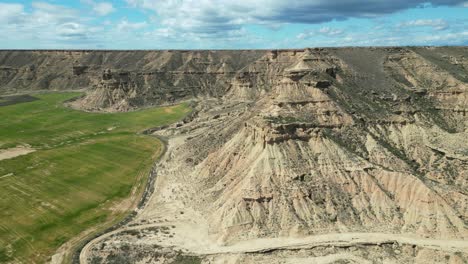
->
[1,48,467,263]
[0,50,264,111]
[77,47,467,263]
[151,47,467,244]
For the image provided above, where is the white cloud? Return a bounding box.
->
[318,27,344,36]
[117,19,148,31]
[297,28,468,47]
[297,27,345,39]
[398,19,449,31]
[297,33,307,40]
[125,0,465,39]
[0,0,466,49]
[0,2,108,48]
[0,3,24,24]
[56,22,102,40]
[57,22,88,37]
[93,2,115,16]
[151,28,174,38]
[415,31,468,43]
[82,0,115,16]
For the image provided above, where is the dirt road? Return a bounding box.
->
[79,221,468,264]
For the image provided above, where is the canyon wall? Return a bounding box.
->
[1,48,467,263]
[0,50,263,111]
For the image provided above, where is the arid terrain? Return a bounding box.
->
[0,47,467,264]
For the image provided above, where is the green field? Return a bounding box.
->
[0,93,190,263]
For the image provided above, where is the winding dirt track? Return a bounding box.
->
[80,221,468,264]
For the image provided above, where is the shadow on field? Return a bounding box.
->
[0,95,38,106]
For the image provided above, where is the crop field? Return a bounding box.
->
[0,93,190,263]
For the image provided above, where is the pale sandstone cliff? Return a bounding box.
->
[1,48,466,263]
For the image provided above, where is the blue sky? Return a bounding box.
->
[0,0,467,49]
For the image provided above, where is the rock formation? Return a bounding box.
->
[1,47,467,263]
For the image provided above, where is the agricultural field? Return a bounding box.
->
[0,93,190,263]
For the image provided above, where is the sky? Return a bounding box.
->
[0,0,467,49]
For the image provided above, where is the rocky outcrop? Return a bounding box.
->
[0,50,264,110]
[132,47,467,244]
[1,48,467,263]
[185,115,467,242]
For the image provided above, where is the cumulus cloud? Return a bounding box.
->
[81,0,115,16]
[0,0,466,48]
[0,3,25,24]
[1,2,83,33]
[296,29,468,48]
[31,2,79,24]
[57,22,95,39]
[398,19,449,30]
[117,19,148,31]
[126,0,465,38]
[0,2,106,47]
[56,22,104,41]
[93,2,115,16]
[318,27,345,36]
[298,27,345,39]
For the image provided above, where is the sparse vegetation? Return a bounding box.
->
[90,255,103,264]
[0,93,190,263]
[171,254,202,264]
